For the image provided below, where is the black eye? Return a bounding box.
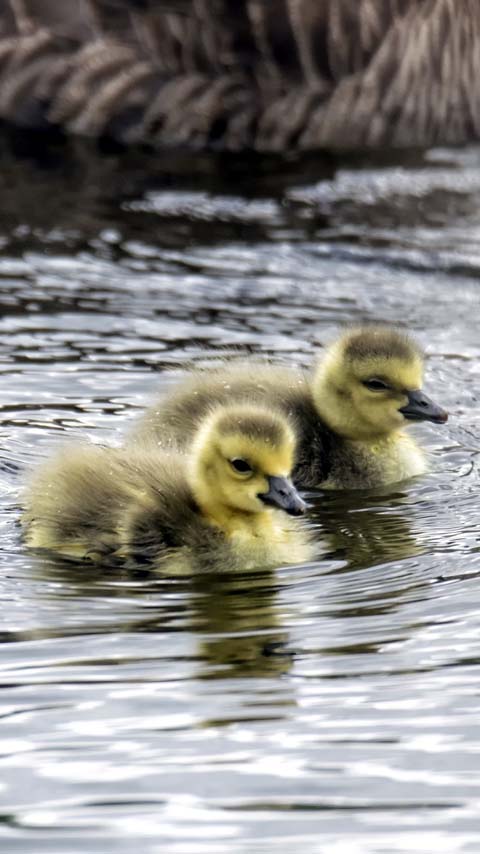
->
[362,378,390,391]
[230,458,252,473]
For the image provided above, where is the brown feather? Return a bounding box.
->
[0,0,478,148]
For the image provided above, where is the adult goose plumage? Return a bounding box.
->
[0,0,478,151]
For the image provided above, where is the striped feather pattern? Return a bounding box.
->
[0,0,478,150]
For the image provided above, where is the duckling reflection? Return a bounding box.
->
[22,403,314,572]
[190,569,295,680]
[129,325,448,489]
[26,549,297,681]
[311,488,424,571]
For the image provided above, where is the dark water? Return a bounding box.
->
[0,134,479,853]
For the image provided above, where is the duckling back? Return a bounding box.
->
[22,443,201,564]
[23,444,123,558]
[129,361,310,447]
[127,360,334,488]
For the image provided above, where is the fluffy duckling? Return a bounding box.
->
[22,405,312,571]
[129,326,448,489]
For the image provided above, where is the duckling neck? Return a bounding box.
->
[323,432,426,488]
[198,498,274,539]
[358,432,426,481]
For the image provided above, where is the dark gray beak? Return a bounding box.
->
[399,389,448,424]
[258,476,306,517]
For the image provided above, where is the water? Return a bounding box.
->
[0,133,479,853]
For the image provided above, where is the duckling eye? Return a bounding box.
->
[362,378,391,392]
[230,458,252,474]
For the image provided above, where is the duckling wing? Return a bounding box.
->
[118,471,198,563]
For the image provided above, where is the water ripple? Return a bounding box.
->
[0,142,478,853]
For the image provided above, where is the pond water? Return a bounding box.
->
[0,134,479,853]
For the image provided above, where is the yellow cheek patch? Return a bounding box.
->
[356,356,423,391]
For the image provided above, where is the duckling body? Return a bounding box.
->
[22,405,312,571]
[129,327,448,490]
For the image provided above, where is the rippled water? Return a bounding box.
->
[0,134,479,853]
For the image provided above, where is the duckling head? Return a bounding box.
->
[190,405,306,524]
[312,326,448,441]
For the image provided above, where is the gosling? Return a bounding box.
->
[128,326,448,489]
[22,404,312,571]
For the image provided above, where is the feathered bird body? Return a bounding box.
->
[22,404,313,571]
[0,0,479,149]
[129,327,448,489]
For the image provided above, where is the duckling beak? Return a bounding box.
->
[258,476,307,516]
[399,389,448,424]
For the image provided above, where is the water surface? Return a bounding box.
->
[0,136,479,853]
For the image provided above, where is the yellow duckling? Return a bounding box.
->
[22,404,312,571]
[129,326,448,489]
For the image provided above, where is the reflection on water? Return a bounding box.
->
[0,133,479,853]
[312,489,424,569]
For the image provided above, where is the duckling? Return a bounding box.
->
[22,404,312,571]
[128,326,448,490]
